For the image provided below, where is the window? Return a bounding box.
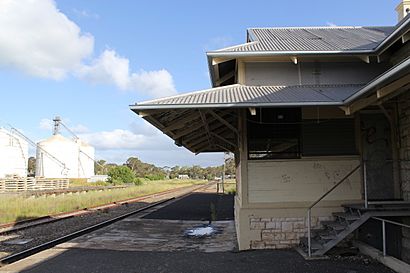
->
[301,119,357,156]
[247,108,301,159]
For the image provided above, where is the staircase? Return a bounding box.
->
[299,203,410,257]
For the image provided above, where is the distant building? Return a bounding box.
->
[177,174,189,179]
[88,175,109,183]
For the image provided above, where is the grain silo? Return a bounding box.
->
[0,128,29,178]
[35,117,96,179]
[35,134,78,178]
[77,140,95,178]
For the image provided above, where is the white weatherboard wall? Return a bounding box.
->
[234,156,363,250]
[244,62,388,86]
[247,158,362,203]
[0,128,28,178]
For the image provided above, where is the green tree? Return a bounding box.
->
[125,157,166,180]
[107,166,140,185]
[95,159,107,175]
[27,156,36,176]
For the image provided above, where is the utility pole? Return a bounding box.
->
[222,152,227,194]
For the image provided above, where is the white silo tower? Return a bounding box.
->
[0,128,29,178]
[77,140,95,178]
[35,134,78,178]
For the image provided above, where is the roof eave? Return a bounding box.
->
[206,50,376,58]
[344,56,410,103]
[374,14,410,55]
[130,101,344,112]
[207,55,217,88]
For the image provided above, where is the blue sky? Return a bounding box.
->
[0,0,399,167]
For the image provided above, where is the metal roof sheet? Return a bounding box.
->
[213,26,395,53]
[133,84,364,109]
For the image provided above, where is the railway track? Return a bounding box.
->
[0,182,211,234]
[0,182,215,266]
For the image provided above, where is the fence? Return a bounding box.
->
[0,177,69,192]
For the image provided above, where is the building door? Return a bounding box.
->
[361,113,395,200]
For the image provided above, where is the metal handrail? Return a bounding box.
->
[307,163,362,257]
[372,217,410,257]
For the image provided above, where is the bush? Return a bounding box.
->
[144,174,166,181]
[134,177,143,185]
[107,166,138,185]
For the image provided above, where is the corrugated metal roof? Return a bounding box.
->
[213,26,394,53]
[133,84,364,109]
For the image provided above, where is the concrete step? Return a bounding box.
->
[319,233,337,241]
[300,237,323,250]
[332,212,360,221]
[321,221,347,231]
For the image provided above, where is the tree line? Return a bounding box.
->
[27,154,236,182]
[95,155,235,181]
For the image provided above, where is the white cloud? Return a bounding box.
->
[39,118,53,131]
[78,50,177,97]
[79,129,145,150]
[204,36,233,51]
[70,124,89,134]
[326,22,338,27]
[72,8,99,19]
[39,117,89,134]
[0,0,177,98]
[0,0,94,80]
[78,126,177,151]
[36,117,222,167]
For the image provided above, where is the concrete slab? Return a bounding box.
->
[64,218,236,252]
[1,248,396,273]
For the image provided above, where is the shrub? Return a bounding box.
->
[107,166,137,185]
[144,174,166,181]
[134,177,143,185]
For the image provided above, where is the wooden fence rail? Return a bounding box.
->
[0,177,69,192]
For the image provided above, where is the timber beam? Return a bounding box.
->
[206,110,238,135]
[162,111,201,132]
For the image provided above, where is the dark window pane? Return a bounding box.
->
[248,108,301,159]
[302,119,357,156]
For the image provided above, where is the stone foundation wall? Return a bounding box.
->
[249,216,333,249]
[398,91,410,263]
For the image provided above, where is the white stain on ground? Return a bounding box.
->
[185,225,216,237]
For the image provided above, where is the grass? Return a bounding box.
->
[220,179,236,194]
[0,179,207,224]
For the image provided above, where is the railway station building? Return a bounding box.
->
[131,1,410,262]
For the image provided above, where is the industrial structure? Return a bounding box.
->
[0,128,28,178]
[35,117,95,179]
[131,0,410,267]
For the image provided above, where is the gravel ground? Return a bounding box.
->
[18,249,395,273]
[0,184,206,258]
